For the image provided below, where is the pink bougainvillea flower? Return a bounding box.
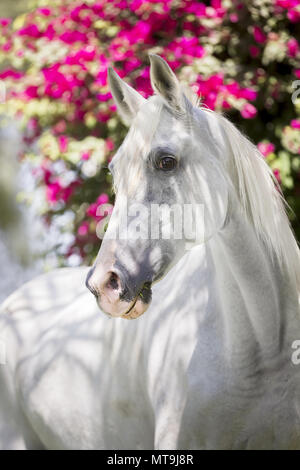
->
[223,81,256,101]
[96,92,112,102]
[291,119,300,128]
[167,37,205,63]
[129,0,144,12]
[86,202,98,218]
[37,8,51,16]
[240,87,258,101]
[43,24,56,40]
[61,184,76,202]
[78,221,89,237]
[97,111,110,123]
[0,18,12,27]
[123,57,143,74]
[221,99,231,109]
[46,180,62,203]
[253,26,267,44]
[249,45,260,58]
[224,81,239,97]
[118,20,152,45]
[70,6,93,28]
[58,135,68,153]
[276,0,298,6]
[42,64,84,99]
[241,103,257,119]
[81,151,90,161]
[0,69,24,80]
[294,69,300,78]
[197,74,257,111]
[183,1,207,17]
[97,193,109,205]
[258,142,275,157]
[42,165,52,185]
[65,46,97,65]
[2,41,12,52]
[45,174,80,204]
[287,38,299,57]
[59,30,89,44]
[18,24,41,38]
[24,86,39,99]
[276,0,300,22]
[195,73,224,109]
[229,13,239,22]
[287,9,300,22]
[105,138,115,152]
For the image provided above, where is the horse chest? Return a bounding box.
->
[175,343,300,449]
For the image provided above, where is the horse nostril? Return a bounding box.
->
[107,272,120,291]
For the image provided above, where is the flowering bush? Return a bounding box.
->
[0,0,299,265]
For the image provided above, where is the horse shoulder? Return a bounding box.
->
[0,267,155,449]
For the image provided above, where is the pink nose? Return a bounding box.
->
[86,267,149,319]
[87,268,123,311]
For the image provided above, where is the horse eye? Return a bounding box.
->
[158,156,177,171]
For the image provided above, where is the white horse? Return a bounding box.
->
[1,54,300,450]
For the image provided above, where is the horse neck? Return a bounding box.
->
[207,204,299,369]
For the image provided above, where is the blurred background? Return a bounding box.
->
[0,0,299,302]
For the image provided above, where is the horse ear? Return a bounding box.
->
[149,54,183,112]
[107,67,146,126]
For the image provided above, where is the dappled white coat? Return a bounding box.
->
[1,216,300,450]
[0,247,212,450]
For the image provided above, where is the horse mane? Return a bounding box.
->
[189,94,300,289]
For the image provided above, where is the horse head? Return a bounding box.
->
[86,54,229,318]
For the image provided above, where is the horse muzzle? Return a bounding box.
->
[86,267,152,320]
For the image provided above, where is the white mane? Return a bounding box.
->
[198,106,300,289]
